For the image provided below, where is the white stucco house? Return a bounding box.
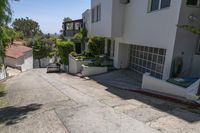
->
[5,43,33,72]
[89,0,200,101]
[90,0,200,80]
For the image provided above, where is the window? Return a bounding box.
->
[97,5,101,21]
[161,0,171,8]
[149,0,171,12]
[92,4,101,23]
[150,0,160,11]
[187,0,200,7]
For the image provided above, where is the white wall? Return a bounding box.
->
[0,66,6,80]
[91,0,113,37]
[91,0,125,38]
[5,51,33,72]
[22,51,33,71]
[142,73,200,101]
[114,41,130,69]
[34,57,50,68]
[5,57,17,68]
[112,0,182,80]
[111,0,125,37]
[82,9,92,36]
[173,0,200,76]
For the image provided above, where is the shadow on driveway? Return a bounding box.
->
[0,104,42,126]
[106,86,200,123]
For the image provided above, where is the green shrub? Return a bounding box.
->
[57,41,75,65]
[83,50,94,58]
[70,51,78,57]
[86,56,104,67]
[88,37,105,55]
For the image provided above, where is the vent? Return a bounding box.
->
[120,0,130,4]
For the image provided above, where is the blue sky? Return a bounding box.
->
[10,0,90,34]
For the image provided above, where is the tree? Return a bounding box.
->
[74,28,88,52]
[0,0,20,69]
[12,17,42,38]
[33,38,52,68]
[57,41,75,65]
[88,37,105,55]
[0,0,17,66]
[0,0,14,26]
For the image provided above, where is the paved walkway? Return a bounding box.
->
[0,69,200,133]
[91,70,142,90]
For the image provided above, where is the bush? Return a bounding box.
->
[83,50,94,58]
[57,41,75,65]
[70,51,78,57]
[88,37,105,55]
[86,56,104,67]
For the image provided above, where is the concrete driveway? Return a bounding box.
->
[0,69,200,133]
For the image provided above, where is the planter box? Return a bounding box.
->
[81,64,108,76]
[68,55,91,74]
[142,73,200,101]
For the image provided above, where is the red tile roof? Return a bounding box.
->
[6,44,32,59]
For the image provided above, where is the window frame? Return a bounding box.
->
[148,0,171,13]
[186,0,200,7]
[91,4,101,23]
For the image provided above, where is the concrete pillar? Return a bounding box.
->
[104,38,108,54]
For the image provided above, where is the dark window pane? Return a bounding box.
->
[187,0,198,6]
[151,0,160,11]
[161,0,171,9]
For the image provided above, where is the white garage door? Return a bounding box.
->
[129,45,166,79]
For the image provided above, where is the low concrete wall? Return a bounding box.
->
[0,66,6,80]
[142,73,200,101]
[34,57,54,68]
[81,65,108,76]
[68,55,91,74]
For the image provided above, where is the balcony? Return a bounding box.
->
[63,19,83,38]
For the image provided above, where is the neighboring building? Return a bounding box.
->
[5,43,33,72]
[82,9,92,37]
[91,0,200,80]
[63,19,83,39]
[63,19,83,53]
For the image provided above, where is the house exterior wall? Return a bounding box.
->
[115,0,182,80]
[91,0,125,38]
[22,51,33,71]
[91,0,113,37]
[5,51,33,72]
[91,0,200,80]
[82,9,91,36]
[5,57,17,68]
[173,0,200,76]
